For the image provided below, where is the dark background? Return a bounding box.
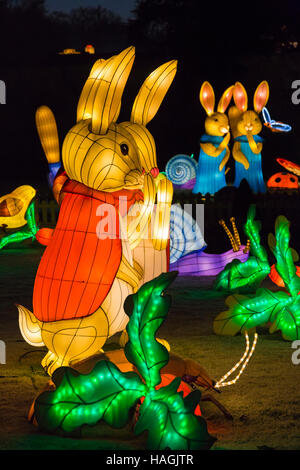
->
[1,0,300,251]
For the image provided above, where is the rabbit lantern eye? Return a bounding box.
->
[120,143,129,155]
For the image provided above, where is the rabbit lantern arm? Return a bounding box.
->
[247,131,263,155]
[200,132,231,158]
[152,175,173,251]
[219,147,230,172]
[127,174,156,250]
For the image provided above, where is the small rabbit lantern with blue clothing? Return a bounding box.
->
[229,81,269,193]
[193,82,234,195]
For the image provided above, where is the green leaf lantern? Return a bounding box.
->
[214,205,270,294]
[214,214,300,341]
[35,271,214,450]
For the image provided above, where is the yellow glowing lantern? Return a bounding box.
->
[85,44,95,54]
[17,46,177,376]
[36,106,60,165]
[59,48,81,55]
[36,105,61,187]
[0,185,36,229]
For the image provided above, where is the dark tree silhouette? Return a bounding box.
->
[130,0,300,58]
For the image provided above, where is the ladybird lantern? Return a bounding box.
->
[267,172,298,189]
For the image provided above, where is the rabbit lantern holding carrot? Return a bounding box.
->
[17,47,177,376]
[229,81,269,193]
[193,82,234,195]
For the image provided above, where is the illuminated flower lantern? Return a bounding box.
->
[229,81,269,193]
[85,44,95,54]
[192,82,234,195]
[17,47,177,376]
[0,185,36,230]
[0,185,38,249]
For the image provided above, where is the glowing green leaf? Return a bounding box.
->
[214,205,270,293]
[0,202,38,250]
[26,201,39,235]
[271,216,300,297]
[269,296,300,341]
[0,230,33,250]
[35,361,146,433]
[214,257,270,293]
[214,288,291,336]
[34,272,214,449]
[135,378,214,450]
[124,271,177,389]
[244,205,268,262]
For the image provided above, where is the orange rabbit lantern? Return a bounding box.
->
[267,172,298,189]
[17,47,177,376]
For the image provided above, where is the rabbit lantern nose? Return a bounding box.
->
[150,167,159,178]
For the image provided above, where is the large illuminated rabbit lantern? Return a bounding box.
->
[193,82,233,195]
[229,81,269,193]
[17,47,177,376]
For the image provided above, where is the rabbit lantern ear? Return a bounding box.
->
[131,60,177,126]
[77,58,107,122]
[77,46,135,134]
[217,85,234,113]
[253,81,269,113]
[200,81,215,116]
[233,82,248,112]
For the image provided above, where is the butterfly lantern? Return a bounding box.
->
[262,107,292,133]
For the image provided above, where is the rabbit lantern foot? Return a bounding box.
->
[17,47,177,376]
[229,81,269,193]
[193,82,234,195]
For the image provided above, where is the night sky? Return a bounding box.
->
[45,0,136,19]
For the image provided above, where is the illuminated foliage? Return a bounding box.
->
[230,81,269,194]
[35,361,146,433]
[35,272,214,450]
[214,205,270,293]
[267,172,298,189]
[269,216,300,297]
[214,215,300,341]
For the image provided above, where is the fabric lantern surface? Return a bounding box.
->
[17,47,178,376]
[193,82,233,195]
